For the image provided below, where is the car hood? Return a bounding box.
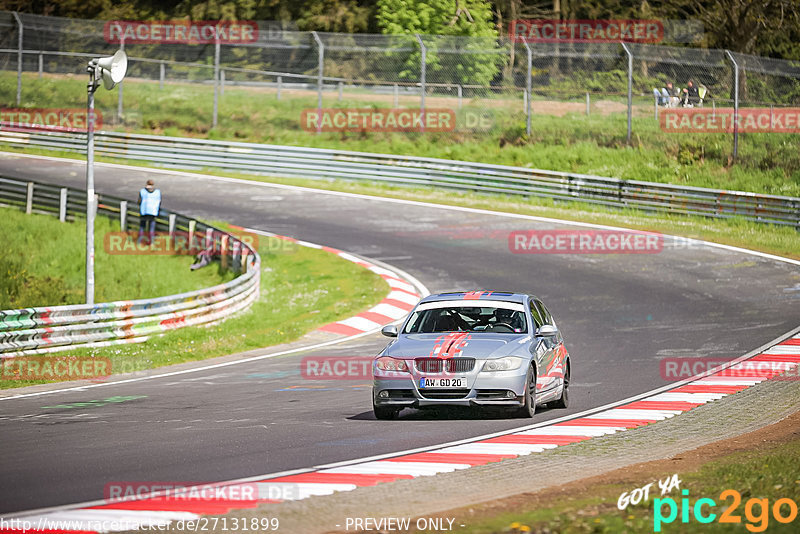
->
[382,332,531,360]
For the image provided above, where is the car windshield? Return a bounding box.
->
[403,305,528,334]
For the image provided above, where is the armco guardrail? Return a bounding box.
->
[1,129,799,228]
[0,176,260,356]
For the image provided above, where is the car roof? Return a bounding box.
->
[419,291,530,305]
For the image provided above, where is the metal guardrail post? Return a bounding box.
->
[59,188,67,222]
[221,234,229,270]
[38,52,43,78]
[312,31,324,134]
[621,42,633,144]
[120,200,127,230]
[168,213,176,238]
[523,41,532,136]
[12,12,22,106]
[25,182,33,213]
[415,34,426,115]
[188,219,196,247]
[725,50,740,160]
[212,39,220,128]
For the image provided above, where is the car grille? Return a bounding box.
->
[420,390,470,399]
[415,357,475,373]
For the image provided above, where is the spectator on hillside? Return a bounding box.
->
[138,179,161,245]
[682,80,700,107]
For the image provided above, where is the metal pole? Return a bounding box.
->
[38,52,43,78]
[86,79,97,305]
[338,81,343,101]
[117,40,124,122]
[586,92,590,116]
[220,69,225,95]
[312,31,324,134]
[523,41,532,136]
[13,12,22,106]
[277,76,282,100]
[726,50,739,160]
[654,93,658,120]
[159,61,165,89]
[416,34,426,114]
[457,84,462,109]
[213,40,220,128]
[393,83,398,107]
[621,42,633,144]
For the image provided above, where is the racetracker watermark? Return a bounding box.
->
[104,482,259,503]
[104,20,259,44]
[509,229,663,254]
[661,108,800,133]
[1,356,111,381]
[0,108,101,133]
[660,357,800,381]
[510,19,663,43]
[301,108,456,132]
[103,231,263,255]
[301,356,373,379]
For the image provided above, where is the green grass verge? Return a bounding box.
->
[440,436,800,533]
[0,207,234,309]
[0,212,390,390]
[2,72,799,197]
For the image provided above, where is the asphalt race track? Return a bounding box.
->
[1,153,799,515]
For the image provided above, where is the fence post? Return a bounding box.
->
[338,81,343,101]
[220,69,225,95]
[188,219,197,249]
[457,84,462,109]
[312,31,324,134]
[586,92,590,116]
[725,50,739,160]
[277,76,282,100]
[523,41,532,135]
[38,52,43,79]
[212,39,220,128]
[621,42,633,144]
[393,83,398,107]
[13,12,22,106]
[654,92,658,120]
[159,61,165,89]
[25,182,33,214]
[416,34,426,114]
[220,235,229,270]
[168,213,176,238]
[119,200,127,230]
[117,39,124,122]
[59,188,67,222]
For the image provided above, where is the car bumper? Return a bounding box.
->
[373,368,529,408]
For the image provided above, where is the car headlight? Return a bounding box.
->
[375,357,410,373]
[481,357,524,372]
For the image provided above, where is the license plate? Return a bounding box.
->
[419,377,467,389]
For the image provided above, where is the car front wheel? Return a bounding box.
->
[515,365,537,418]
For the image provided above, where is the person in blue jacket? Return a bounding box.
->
[138,179,161,244]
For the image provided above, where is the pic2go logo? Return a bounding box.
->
[653,489,799,532]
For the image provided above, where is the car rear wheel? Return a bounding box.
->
[515,365,537,418]
[550,361,570,409]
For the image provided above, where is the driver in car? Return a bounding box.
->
[494,308,524,332]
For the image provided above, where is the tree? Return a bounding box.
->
[376,0,502,86]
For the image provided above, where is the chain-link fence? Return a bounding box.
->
[1,10,800,160]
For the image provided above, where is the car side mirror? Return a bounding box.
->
[538,325,558,337]
[381,325,398,337]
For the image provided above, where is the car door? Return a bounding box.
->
[532,299,560,394]
[536,299,567,390]
[528,299,552,394]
